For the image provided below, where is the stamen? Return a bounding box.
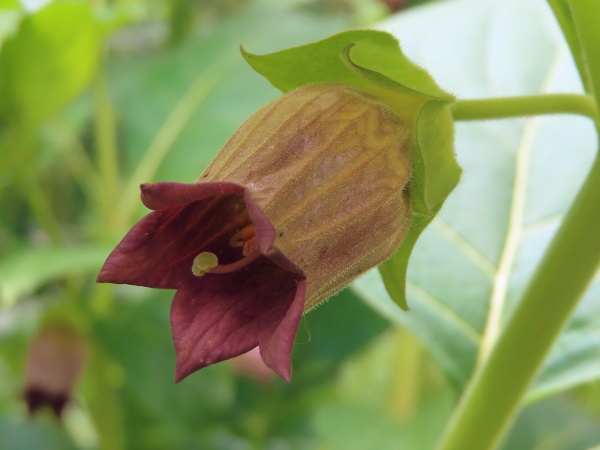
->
[228,231,244,248]
[242,236,259,256]
[228,224,256,249]
[206,251,261,274]
[193,224,261,277]
[241,224,255,241]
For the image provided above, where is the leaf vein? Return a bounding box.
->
[431,218,497,278]
[407,280,481,343]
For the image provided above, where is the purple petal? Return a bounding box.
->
[140,181,244,210]
[257,278,306,381]
[170,258,305,382]
[97,182,252,289]
[243,191,305,277]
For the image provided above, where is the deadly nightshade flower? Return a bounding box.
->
[97,84,412,382]
[24,326,87,418]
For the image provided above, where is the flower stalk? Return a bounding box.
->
[453,94,599,122]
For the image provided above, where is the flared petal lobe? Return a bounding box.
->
[171,260,306,382]
[97,182,247,289]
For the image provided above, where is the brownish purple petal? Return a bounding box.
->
[171,258,305,382]
[140,181,244,210]
[98,181,308,381]
[98,182,248,289]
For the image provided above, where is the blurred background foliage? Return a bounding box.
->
[0,0,599,449]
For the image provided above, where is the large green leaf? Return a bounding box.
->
[354,0,600,400]
[0,1,100,126]
[0,3,22,50]
[0,245,111,307]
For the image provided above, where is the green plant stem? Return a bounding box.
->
[436,147,600,450]
[12,128,63,244]
[569,0,600,110]
[93,66,120,232]
[389,328,423,418]
[84,344,125,450]
[115,55,234,226]
[66,140,103,210]
[546,0,590,92]
[20,172,63,243]
[452,94,598,122]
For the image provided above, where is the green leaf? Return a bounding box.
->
[0,1,100,126]
[0,0,21,8]
[0,245,111,306]
[0,7,21,50]
[242,29,460,310]
[355,0,600,399]
[501,395,600,449]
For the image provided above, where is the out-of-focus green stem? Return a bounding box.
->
[21,172,63,243]
[569,0,600,110]
[11,127,63,243]
[453,94,598,122]
[65,140,103,207]
[93,67,120,232]
[389,328,423,418]
[546,0,590,92]
[115,55,235,225]
[84,344,125,450]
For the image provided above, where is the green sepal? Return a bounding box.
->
[380,102,460,310]
[242,30,453,100]
[411,101,461,215]
[242,30,461,310]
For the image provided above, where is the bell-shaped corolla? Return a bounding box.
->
[98,84,412,382]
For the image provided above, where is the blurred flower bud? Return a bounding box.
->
[24,326,87,418]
